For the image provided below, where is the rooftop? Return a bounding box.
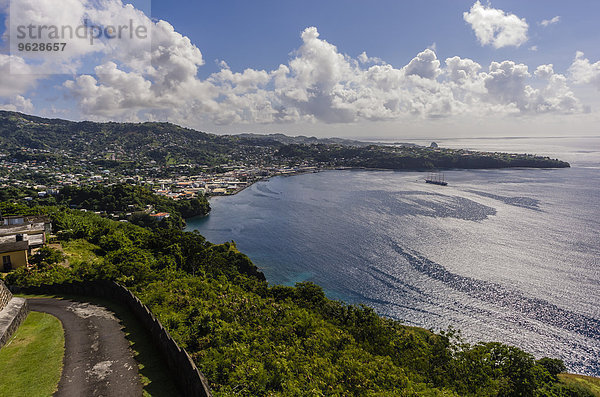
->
[0,240,29,254]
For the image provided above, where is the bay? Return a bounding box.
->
[187,136,600,376]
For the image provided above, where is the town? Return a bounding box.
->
[0,111,569,221]
[0,146,321,199]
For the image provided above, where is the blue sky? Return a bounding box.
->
[1,0,599,138]
[157,0,599,76]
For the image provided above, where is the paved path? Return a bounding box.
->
[29,298,143,397]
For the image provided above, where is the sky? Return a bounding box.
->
[1,0,599,139]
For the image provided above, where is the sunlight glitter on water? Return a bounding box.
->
[188,140,600,376]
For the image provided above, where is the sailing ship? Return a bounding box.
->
[425,172,448,186]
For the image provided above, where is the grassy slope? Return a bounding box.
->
[61,239,103,266]
[0,311,64,397]
[559,374,600,396]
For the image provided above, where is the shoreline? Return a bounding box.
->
[207,164,572,199]
[187,165,600,378]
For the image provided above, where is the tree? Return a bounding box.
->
[29,246,65,268]
[537,357,566,379]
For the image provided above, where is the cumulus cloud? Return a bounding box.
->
[463,1,528,48]
[484,61,531,109]
[480,61,582,114]
[4,0,153,75]
[530,64,582,113]
[0,54,38,97]
[534,64,554,80]
[404,49,441,79]
[569,52,600,90]
[1,0,590,127]
[540,16,560,27]
[60,9,209,119]
[65,25,586,125]
[0,54,39,112]
[0,95,34,113]
[357,52,384,65]
[216,59,230,69]
[60,24,586,125]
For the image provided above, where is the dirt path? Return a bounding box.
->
[29,298,143,397]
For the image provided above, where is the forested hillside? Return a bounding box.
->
[1,200,593,396]
[0,111,569,172]
[0,110,270,168]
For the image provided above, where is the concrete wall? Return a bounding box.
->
[9,281,212,397]
[0,281,30,348]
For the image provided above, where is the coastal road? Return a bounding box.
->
[29,298,143,397]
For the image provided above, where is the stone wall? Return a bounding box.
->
[0,281,29,348]
[9,281,212,397]
[0,280,11,311]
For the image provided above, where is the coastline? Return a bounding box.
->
[186,164,600,377]
[208,168,324,198]
[207,163,572,199]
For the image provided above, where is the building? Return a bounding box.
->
[0,215,52,271]
[149,212,170,221]
[0,240,29,272]
[0,216,51,248]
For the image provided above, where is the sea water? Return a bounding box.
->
[187,136,600,375]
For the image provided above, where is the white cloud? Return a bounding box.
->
[0,95,34,113]
[4,0,153,75]
[484,61,530,108]
[357,52,384,65]
[481,61,581,114]
[529,45,538,52]
[216,59,230,69]
[404,49,441,79]
[569,51,600,90]
[60,25,586,125]
[0,54,38,97]
[540,16,560,27]
[535,64,554,80]
[0,0,590,129]
[463,1,528,48]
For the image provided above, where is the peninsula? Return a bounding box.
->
[0,111,569,199]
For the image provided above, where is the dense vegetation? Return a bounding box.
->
[0,185,38,202]
[0,111,244,167]
[276,144,570,170]
[55,184,210,228]
[1,201,594,396]
[0,184,210,229]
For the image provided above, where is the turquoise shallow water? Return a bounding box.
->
[187,136,600,376]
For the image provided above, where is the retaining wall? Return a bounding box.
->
[9,281,212,397]
[0,280,29,348]
[0,280,12,311]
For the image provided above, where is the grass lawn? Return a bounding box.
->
[0,311,64,397]
[559,373,600,396]
[16,293,181,397]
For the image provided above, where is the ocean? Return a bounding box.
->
[186,136,600,376]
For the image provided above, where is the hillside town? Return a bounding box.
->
[0,146,320,200]
[0,111,569,209]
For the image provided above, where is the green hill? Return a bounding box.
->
[0,111,569,174]
[2,202,594,396]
